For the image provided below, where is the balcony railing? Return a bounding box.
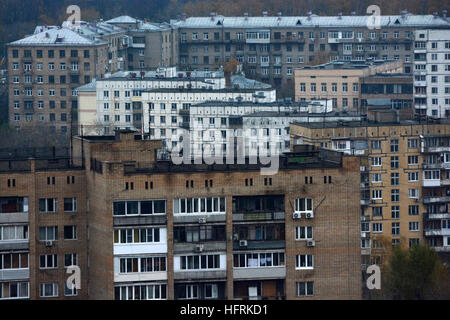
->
[232,211,285,222]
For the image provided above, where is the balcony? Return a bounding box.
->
[113,215,167,226]
[114,271,167,283]
[422,147,450,153]
[233,266,286,280]
[431,246,450,252]
[131,43,146,49]
[425,228,450,237]
[173,214,226,224]
[233,240,285,251]
[174,270,227,281]
[423,179,441,187]
[232,212,285,222]
[427,213,450,220]
[173,242,226,254]
[0,269,29,281]
[423,162,450,170]
[424,196,450,204]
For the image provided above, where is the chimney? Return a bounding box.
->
[182,13,187,21]
[401,10,408,18]
[176,14,180,21]
[277,12,282,20]
[433,12,438,18]
[262,11,268,17]
[210,12,215,21]
[351,11,356,16]
[338,12,342,19]
[244,12,249,20]
[443,10,448,19]
[307,11,312,20]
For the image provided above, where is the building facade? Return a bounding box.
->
[290,119,450,271]
[170,12,450,90]
[7,28,110,132]
[0,131,362,300]
[294,59,407,112]
[413,29,450,118]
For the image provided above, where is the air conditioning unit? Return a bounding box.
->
[292,212,301,220]
[45,240,53,247]
[306,240,315,247]
[414,198,419,203]
[239,240,248,247]
[195,244,204,252]
[305,212,314,219]
[198,217,207,224]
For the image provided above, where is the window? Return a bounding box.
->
[408,155,418,165]
[408,189,419,199]
[0,253,28,270]
[173,198,226,215]
[391,206,400,219]
[64,254,78,267]
[0,225,29,241]
[409,222,419,232]
[409,205,419,216]
[391,189,400,202]
[372,223,383,233]
[64,226,77,240]
[390,139,399,152]
[64,282,77,297]
[372,207,383,217]
[115,284,167,300]
[113,200,166,216]
[233,252,285,268]
[392,223,400,235]
[372,190,382,200]
[295,254,314,269]
[371,157,382,166]
[408,172,419,182]
[372,173,382,183]
[114,228,161,244]
[120,256,167,273]
[391,173,399,186]
[391,156,399,169]
[63,198,77,212]
[39,254,57,269]
[296,282,314,297]
[40,283,58,298]
[39,226,58,241]
[294,198,313,215]
[295,226,313,240]
[180,254,221,270]
[39,198,57,213]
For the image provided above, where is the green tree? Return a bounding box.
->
[380,244,449,300]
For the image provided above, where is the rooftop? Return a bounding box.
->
[8,27,107,46]
[292,118,450,129]
[105,15,138,24]
[297,59,399,71]
[170,14,450,29]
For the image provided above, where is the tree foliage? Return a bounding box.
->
[379,244,450,300]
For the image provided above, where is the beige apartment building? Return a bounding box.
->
[7,28,110,133]
[294,60,405,112]
[290,118,450,271]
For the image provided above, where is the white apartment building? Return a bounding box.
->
[414,29,450,118]
[77,68,277,153]
[187,100,361,156]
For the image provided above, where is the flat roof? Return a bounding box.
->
[292,119,450,129]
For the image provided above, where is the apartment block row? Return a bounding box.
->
[0,131,361,299]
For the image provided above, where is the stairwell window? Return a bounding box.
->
[295,226,313,240]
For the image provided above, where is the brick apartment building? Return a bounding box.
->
[290,117,450,271]
[0,131,362,300]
